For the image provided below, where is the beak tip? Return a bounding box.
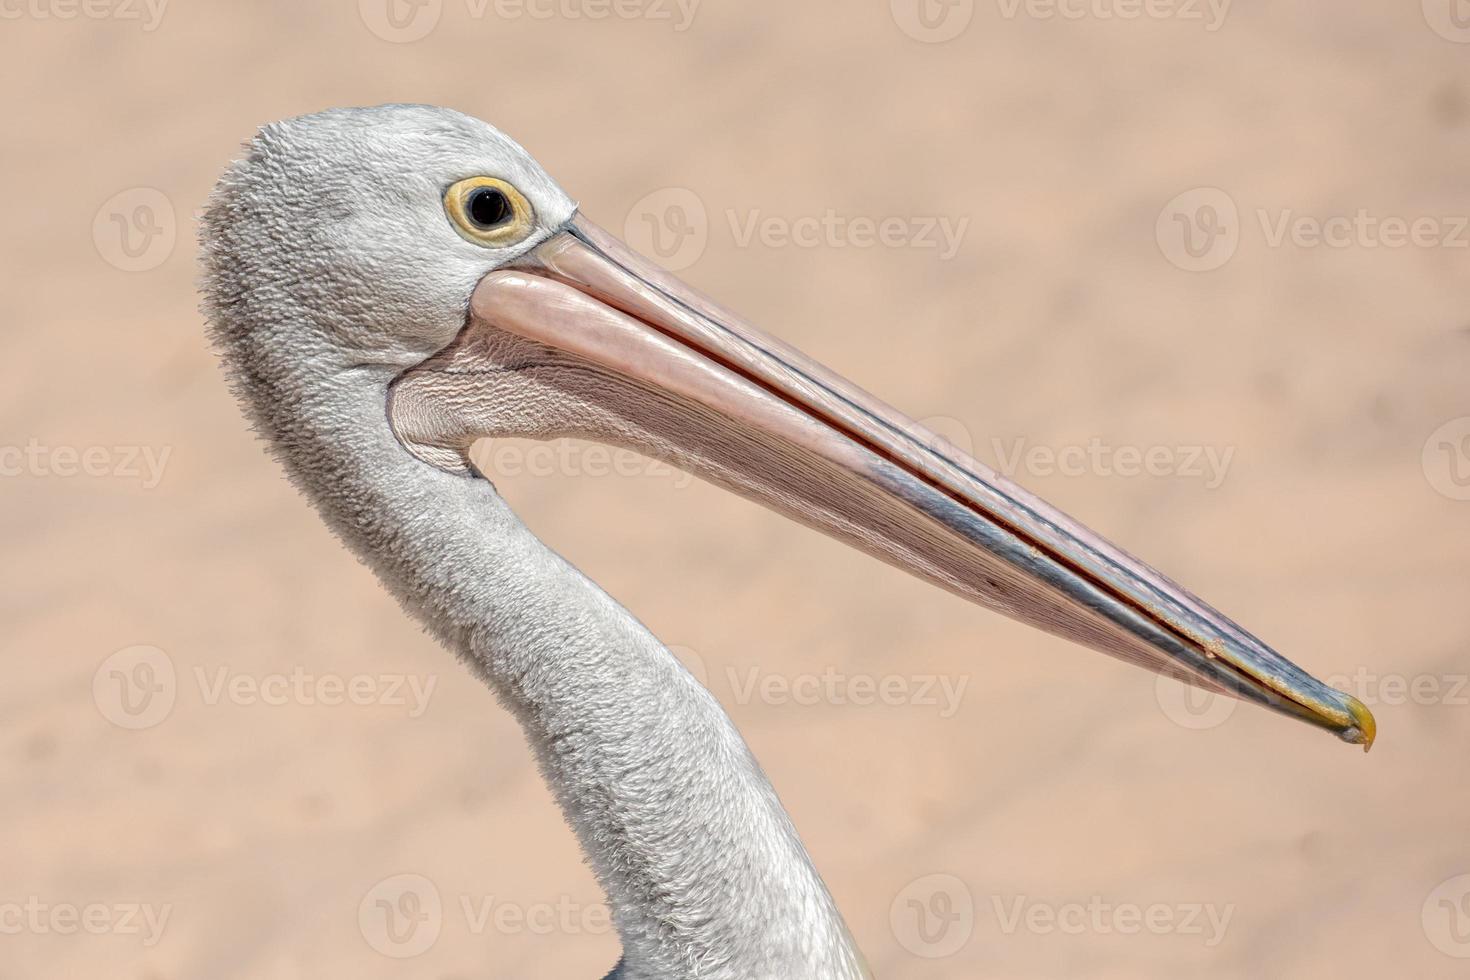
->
[1341,693,1377,753]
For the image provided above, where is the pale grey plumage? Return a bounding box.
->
[200,105,869,979]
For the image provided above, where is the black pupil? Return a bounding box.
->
[467,187,512,228]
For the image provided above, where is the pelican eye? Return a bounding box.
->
[444,176,534,247]
[468,187,511,228]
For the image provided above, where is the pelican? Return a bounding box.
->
[200,104,1374,980]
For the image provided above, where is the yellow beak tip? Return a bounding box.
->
[1343,694,1377,753]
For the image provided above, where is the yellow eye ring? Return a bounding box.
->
[444,177,535,247]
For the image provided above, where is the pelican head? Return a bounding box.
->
[202,105,576,366]
[202,103,1373,748]
[200,102,1375,979]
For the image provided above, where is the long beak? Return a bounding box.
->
[390,214,1374,750]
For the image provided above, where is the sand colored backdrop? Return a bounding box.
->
[2,1,1468,976]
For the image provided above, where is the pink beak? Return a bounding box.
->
[389,214,1376,750]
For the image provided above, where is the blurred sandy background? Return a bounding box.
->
[3,1,1468,977]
